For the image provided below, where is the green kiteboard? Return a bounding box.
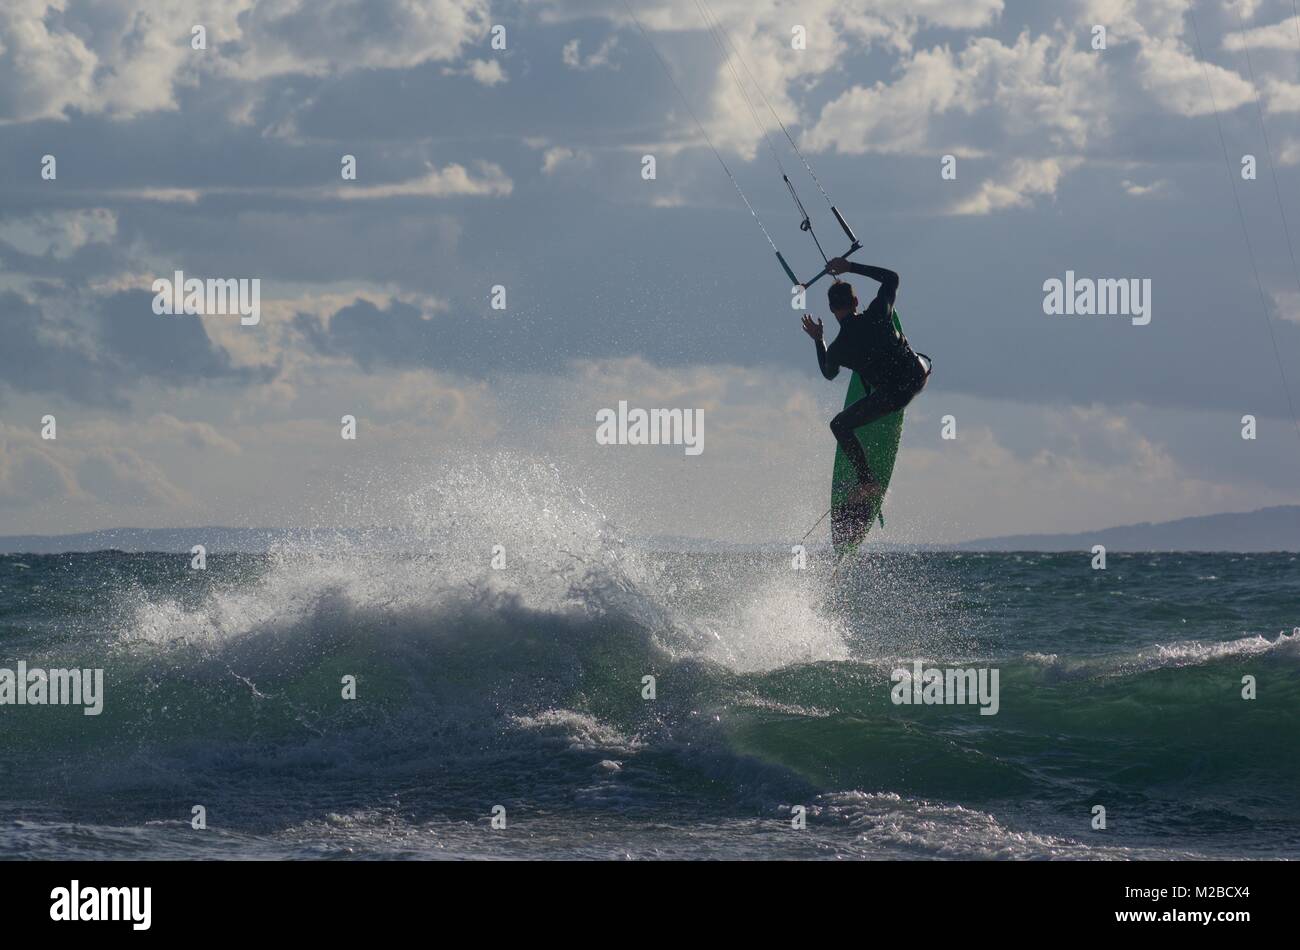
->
[830,310,909,558]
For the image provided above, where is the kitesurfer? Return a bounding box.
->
[801,258,930,508]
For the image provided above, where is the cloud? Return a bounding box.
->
[1265,78,1300,113]
[468,59,507,85]
[0,438,83,509]
[0,0,492,122]
[888,0,1004,32]
[0,291,124,407]
[1079,0,1195,41]
[890,399,1297,540]
[540,146,592,175]
[0,424,187,510]
[5,166,513,207]
[804,45,976,156]
[0,288,270,407]
[594,1,1000,160]
[1273,291,1300,324]
[950,158,1080,215]
[335,163,512,199]
[74,447,190,507]
[1072,2,1260,121]
[104,188,203,204]
[366,371,497,439]
[294,297,443,371]
[0,0,120,121]
[1280,138,1300,165]
[1121,177,1171,196]
[1,0,1297,542]
[137,414,244,455]
[0,209,118,259]
[97,290,263,385]
[1223,15,1300,50]
[443,58,508,86]
[598,0,1003,51]
[222,0,491,80]
[472,360,1296,543]
[804,31,1101,157]
[562,36,620,71]
[1135,36,1254,116]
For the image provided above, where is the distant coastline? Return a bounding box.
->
[1,506,1297,554]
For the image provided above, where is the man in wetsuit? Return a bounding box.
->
[800,257,929,507]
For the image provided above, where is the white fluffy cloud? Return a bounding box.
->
[600,0,1004,159]
[1135,36,1254,116]
[1223,14,1300,50]
[1265,78,1300,113]
[950,158,1081,216]
[209,0,492,80]
[804,32,1102,157]
[0,0,107,120]
[1080,0,1194,40]
[562,36,619,71]
[444,58,508,85]
[0,0,491,121]
[540,146,592,175]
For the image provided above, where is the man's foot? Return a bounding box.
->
[845,479,882,509]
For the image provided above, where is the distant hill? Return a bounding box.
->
[956,505,1300,552]
[1,506,1297,553]
[0,527,344,554]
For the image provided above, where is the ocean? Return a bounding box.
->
[1,487,1296,860]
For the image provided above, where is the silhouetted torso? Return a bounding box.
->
[821,296,924,393]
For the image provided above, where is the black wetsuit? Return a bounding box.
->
[814,263,929,485]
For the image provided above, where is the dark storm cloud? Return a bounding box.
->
[0,237,135,282]
[294,297,439,370]
[294,296,570,375]
[0,289,270,406]
[97,289,269,384]
[294,261,739,377]
[0,291,125,407]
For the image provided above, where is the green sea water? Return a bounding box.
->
[0,541,1296,860]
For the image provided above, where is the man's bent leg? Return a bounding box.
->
[829,391,896,484]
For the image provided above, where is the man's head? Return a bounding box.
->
[827,280,857,321]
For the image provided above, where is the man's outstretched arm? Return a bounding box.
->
[801,314,839,380]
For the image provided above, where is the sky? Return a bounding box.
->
[1,0,1299,544]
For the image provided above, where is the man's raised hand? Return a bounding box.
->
[801,313,824,341]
